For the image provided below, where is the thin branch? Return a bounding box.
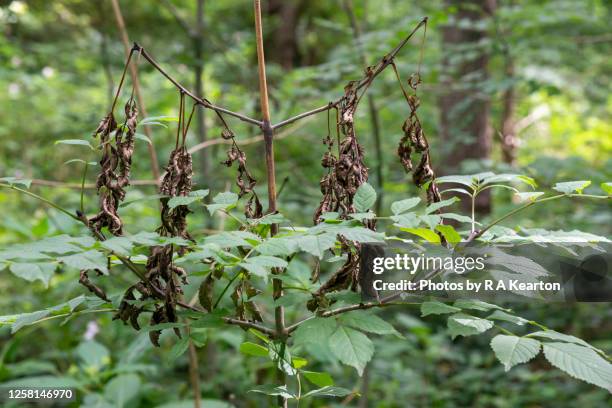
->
[470,193,610,241]
[320,293,416,317]
[222,317,275,336]
[286,292,418,333]
[271,16,428,130]
[254,2,286,406]
[134,44,262,127]
[29,179,158,189]
[0,183,80,221]
[187,116,311,154]
[123,17,427,131]
[272,102,336,130]
[187,337,201,408]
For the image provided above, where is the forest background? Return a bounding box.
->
[0,0,610,407]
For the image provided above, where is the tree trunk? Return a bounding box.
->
[439,0,496,215]
[500,55,518,165]
[194,0,208,183]
[266,0,303,69]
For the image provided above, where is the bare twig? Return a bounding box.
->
[285,292,416,334]
[123,17,428,132]
[187,338,201,408]
[133,44,262,127]
[272,102,336,130]
[29,179,158,189]
[319,292,408,317]
[187,117,310,154]
[110,0,161,182]
[222,317,275,336]
[272,16,428,130]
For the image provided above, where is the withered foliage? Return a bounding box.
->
[113,282,150,331]
[231,280,263,322]
[395,69,441,205]
[79,270,109,302]
[311,82,376,308]
[114,95,195,346]
[79,53,139,309]
[314,83,369,225]
[140,245,186,345]
[90,98,138,236]
[157,146,193,241]
[315,240,360,294]
[220,125,263,219]
[197,263,223,314]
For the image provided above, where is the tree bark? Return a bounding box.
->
[500,55,518,165]
[439,0,496,215]
[193,0,209,183]
[266,0,303,69]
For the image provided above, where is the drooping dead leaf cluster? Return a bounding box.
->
[128,93,196,346]
[220,124,263,219]
[314,83,369,225]
[311,31,442,309]
[89,97,138,236]
[310,80,378,310]
[393,68,441,205]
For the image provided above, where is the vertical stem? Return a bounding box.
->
[253,2,286,407]
[253,0,277,233]
[110,0,161,182]
[254,0,271,125]
[358,363,371,408]
[471,194,476,233]
[187,335,201,408]
[500,54,517,166]
[80,162,88,214]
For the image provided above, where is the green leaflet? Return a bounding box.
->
[553,180,591,194]
[353,182,376,212]
[390,197,421,215]
[420,301,461,317]
[542,342,612,392]
[490,335,541,371]
[328,326,374,375]
[447,313,494,339]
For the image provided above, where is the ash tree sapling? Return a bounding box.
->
[1,7,611,406]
